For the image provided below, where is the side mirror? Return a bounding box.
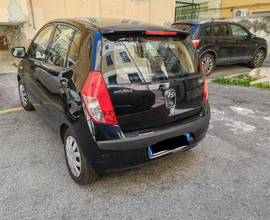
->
[11,47,26,58]
[251,34,256,39]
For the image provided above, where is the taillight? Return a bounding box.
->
[145,31,177,35]
[201,64,208,105]
[81,71,118,125]
[192,39,200,48]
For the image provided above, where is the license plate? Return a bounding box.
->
[148,133,190,159]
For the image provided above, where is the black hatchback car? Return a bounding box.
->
[172,20,268,75]
[11,18,210,185]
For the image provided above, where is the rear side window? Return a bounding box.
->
[214,24,230,37]
[200,23,212,36]
[30,25,54,61]
[48,25,75,67]
[101,35,199,84]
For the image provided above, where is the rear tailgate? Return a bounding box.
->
[100,32,204,133]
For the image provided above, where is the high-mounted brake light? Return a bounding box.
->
[146,31,177,35]
[192,39,200,48]
[81,71,118,125]
[201,64,208,105]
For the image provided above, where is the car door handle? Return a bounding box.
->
[59,78,68,88]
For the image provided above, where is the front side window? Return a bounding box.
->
[214,24,230,37]
[48,25,75,67]
[30,26,54,61]
[231,24,249,38]
[101,35,199,84]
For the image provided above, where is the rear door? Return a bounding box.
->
[100,34,205,133]
[213,23,234,64]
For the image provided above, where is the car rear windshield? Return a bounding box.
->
[172,24,198,36]
[100,35,199,84]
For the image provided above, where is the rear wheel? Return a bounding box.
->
[248,49,265,68]
[64,128,98,185]
[18,81,34,111]
[201,53,215,76]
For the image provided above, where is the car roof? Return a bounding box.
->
[173,20,236,25]
[51,17,190,35]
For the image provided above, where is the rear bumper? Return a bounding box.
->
[75,101,210,175]
[97,113,210,151]
[82,112,210,174]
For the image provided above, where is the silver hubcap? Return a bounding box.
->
[202,57,213,75]
[19,84,27,107]
[65,136,81,177]
[254,51,264,67]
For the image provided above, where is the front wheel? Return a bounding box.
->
[18,81,34,111]
[248,49,265,68]
[201,53,215,76]
[64,128,98,185]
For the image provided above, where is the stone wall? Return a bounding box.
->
[0,0,177,67]
[226,15,270,55]
[0,24,30,67]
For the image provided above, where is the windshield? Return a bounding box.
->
[100,36,199,84]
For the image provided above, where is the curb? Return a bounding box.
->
[249,67,270,84]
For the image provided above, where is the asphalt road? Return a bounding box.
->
[0,71,270,219]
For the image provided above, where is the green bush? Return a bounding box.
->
[252,81,270,90]
[211,74,257,87]
[212,74,270,90]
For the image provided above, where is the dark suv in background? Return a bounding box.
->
[11,18,210,185]
[172,20,268,75]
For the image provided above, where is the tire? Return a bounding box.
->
[248,49,265,68]
[201,53,215,76]
[18,81,34,111]
[64,128,98,185]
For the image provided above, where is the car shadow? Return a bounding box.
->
[208,63,253,79]
[85,149,203,194]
